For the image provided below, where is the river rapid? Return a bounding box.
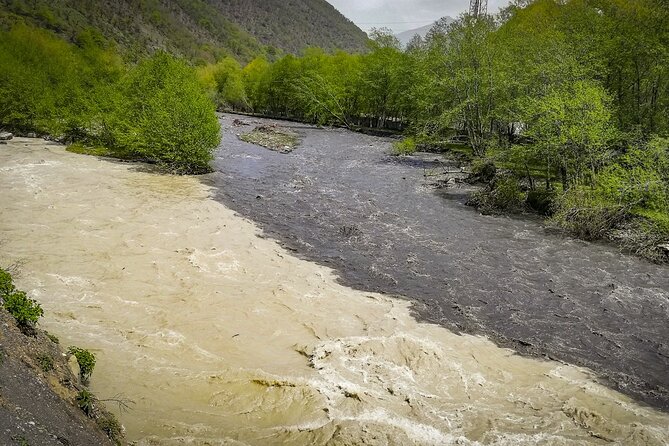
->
[213,114,669,411]
[0,137,668,445]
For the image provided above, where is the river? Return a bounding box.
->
[212,114,669,410]
[0,130,667,445]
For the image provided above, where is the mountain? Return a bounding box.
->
[0,0,368,61]
[395,17,454,46]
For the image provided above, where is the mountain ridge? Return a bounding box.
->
[0,0,369,61]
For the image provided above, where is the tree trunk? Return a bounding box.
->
[560,164,569,192]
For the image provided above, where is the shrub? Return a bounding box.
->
[96,413,124,445]
[76,389,95,416]
[37,353,54,372]
[3,290,44,329]
[68,347,96,382]
[110,52,221,173]
[469,174,525,213]
[526,189,556,216]
[550,189,629,240]
[0,269,15,296]
[392,137,417,155]
[46,332,60,344]
[597,136,669,213]
[609,217,669,263]
[470,159,497,183]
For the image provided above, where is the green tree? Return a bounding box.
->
[111,52,221,173]
[519,80,615,190]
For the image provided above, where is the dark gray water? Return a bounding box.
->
[210,114,669,410]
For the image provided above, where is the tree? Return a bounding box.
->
[416,15,500,154]
[519,80,615,190]
[111,52,221,173]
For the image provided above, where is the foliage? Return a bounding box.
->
[68,346,96,382]
[0,25,221,174]
[550,188,630,240]
[0,0,367,63]
[96,412,124,445]
[0,0,368,61]
[2,290,44,329]
[198,57,248,110]
[37,353,54,372]
[596,137,669,213]
[110,52,221,173]
[470,174,526,214]
[0,269,15,296]
[392,137,417,156]
[0,24,117,137]
[46,332,60,344]
[518,80,616,190]
[76,389,95,417]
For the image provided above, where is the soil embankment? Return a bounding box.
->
[0,309,116,445]
[0,137,668,444]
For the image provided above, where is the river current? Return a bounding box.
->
[0,132,667,445]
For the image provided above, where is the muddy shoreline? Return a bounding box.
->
[211,113,669,411]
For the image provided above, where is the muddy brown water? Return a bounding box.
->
[1,136,668,445]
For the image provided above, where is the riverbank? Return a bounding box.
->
[0,289,120,445]
[1,137,668,444]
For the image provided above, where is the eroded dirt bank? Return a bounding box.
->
[213,114,669,411]
[1,138,668,445]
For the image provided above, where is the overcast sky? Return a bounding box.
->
[326,0,511,33]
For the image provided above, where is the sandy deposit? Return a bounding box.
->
[1,138,667,445]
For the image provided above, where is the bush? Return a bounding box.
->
[110,52,221,173]
[550,189,630,240]
[76,389,95,416]
[470,159,497,183]
[96,413,124,445]
[37,353,54,372]
[469,174,525,213]
[0,269,15,296]
[3,290,44,329]
[526,189,556,216]
[0,24,121,138]
[597,136,669,213]
[46,332,60,344]
[68,347,96,382]
[392,137,417,155]
[609,217,669,263]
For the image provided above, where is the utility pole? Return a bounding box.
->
[469,0,488,18]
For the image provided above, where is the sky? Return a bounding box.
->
[326,0,511,33]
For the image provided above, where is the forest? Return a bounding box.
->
[199,0,669,259]
[0,0,668,258]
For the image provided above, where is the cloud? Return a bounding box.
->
[327,0,511,33]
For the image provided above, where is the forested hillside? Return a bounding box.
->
[199,0,669,261]
[205,0,368,54]
[0,0,368,62]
